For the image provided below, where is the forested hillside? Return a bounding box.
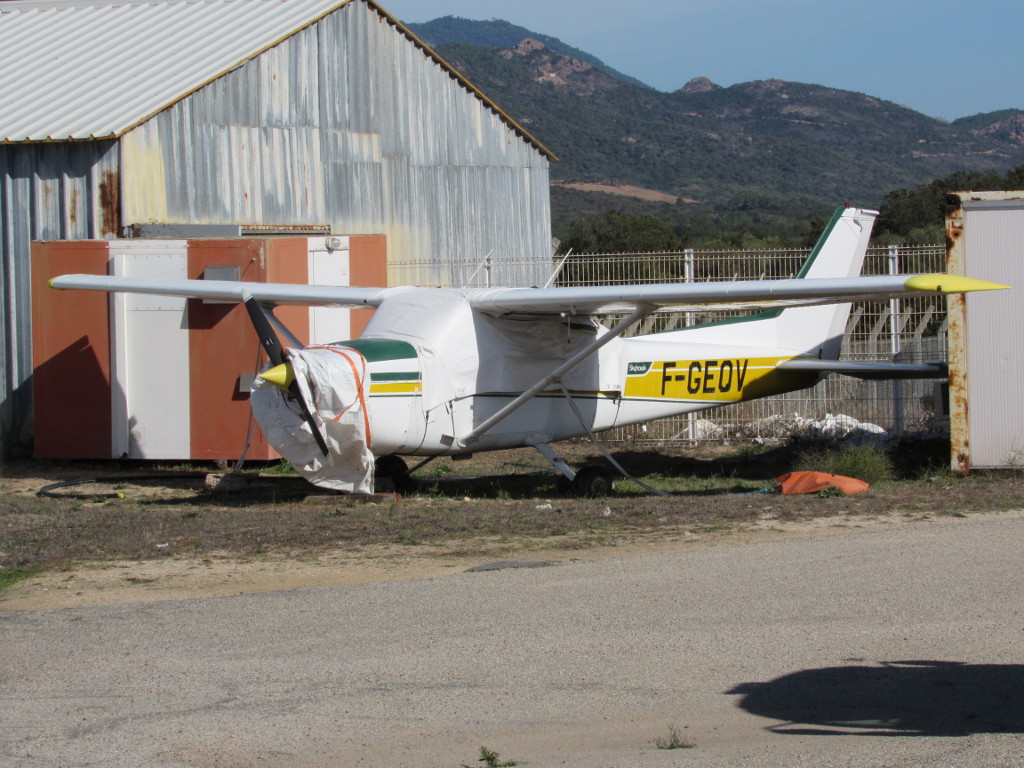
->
[411,17,1024,248]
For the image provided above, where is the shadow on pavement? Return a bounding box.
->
[727,660,1024,736]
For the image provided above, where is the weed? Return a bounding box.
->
[471,746,517,767]
[0,567,39,592]
[794,445,894,484]
[817,486,846,498]
[654,723,694,750]
[264,460,296,476]
[737,445,766,461]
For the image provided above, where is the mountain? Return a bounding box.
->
[408,17,650,89]
[409,18,1024,243]
[953,109,1024,143]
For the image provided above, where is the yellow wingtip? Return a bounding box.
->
[904,274,1010,294]
[258,363,294,390]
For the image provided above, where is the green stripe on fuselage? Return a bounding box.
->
[370,372,420,382]
[337,339,418,362]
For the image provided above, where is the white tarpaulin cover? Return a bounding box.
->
[251,346,374,493]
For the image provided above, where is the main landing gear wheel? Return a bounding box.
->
[374,454,410,493]
[570,464,614,497]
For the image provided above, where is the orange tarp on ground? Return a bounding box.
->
[775,471,870,495]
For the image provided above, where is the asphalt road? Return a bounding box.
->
[3,513,1024,768]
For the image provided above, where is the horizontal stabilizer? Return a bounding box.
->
[778,358,949,380]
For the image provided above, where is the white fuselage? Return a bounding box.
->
[355,329,818,457]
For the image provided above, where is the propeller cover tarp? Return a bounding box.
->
[251,346,373,493]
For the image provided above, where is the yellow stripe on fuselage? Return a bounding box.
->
[369,382,423,395]
[623,357,798,402]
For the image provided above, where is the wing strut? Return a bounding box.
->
[554,380,670,496]
[458,305,652,446]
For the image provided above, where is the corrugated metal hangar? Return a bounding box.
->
[0,0,556,451]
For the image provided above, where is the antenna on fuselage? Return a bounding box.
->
[544,248,573,289]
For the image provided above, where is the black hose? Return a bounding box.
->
[36,472,207,499]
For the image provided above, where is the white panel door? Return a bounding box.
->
[109,241,191,459]
[308,237,351,344]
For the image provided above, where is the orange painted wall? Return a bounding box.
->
[186,239,309,460]
[31,241,113,458]
[348,235,388,337]
[32,235,389,461]
[264,238,314,346]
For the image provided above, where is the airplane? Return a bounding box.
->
[50,205,1007,495]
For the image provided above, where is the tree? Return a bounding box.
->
[559,210,682,254]
[875,167,1022,243]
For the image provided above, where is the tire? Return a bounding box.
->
[571,465,614,497]
[374,454,410,492]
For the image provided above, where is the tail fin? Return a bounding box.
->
[662,205,877,358]
[775,205,877,357]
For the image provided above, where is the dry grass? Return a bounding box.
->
[1,441,1020,576]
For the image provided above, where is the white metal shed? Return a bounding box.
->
[947,191,1024,471]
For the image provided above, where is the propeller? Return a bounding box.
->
[243,297,330,457]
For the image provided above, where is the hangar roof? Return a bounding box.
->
[0,0,555,158]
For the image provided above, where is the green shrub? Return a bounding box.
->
[793,445,894,485]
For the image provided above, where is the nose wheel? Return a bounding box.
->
[569,464,614,496]
[374,454,411,492]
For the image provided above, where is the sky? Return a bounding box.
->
[380,0,1023,121]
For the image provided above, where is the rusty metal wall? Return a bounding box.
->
[120,1,552,283]
[0,140,120,447]
[948,192,1024,471]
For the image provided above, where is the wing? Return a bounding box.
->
[49,274,399,307]
[466,274,1007,316]
[51,272,1006,315]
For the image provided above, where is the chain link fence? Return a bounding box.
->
[389,244,948,444]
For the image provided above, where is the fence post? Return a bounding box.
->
[683,248,695,327]
[684,248,696,440]
[888,245,904,435]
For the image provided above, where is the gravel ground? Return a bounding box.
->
[2,509,1023,768]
